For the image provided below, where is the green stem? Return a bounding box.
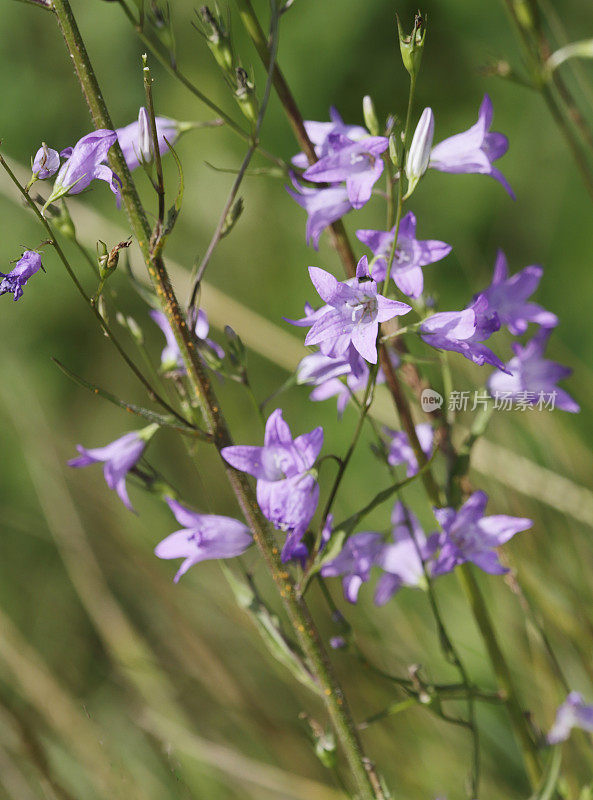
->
[50,3,381,798]
[457,563,541,788]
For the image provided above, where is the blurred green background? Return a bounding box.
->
[1,0,593,798]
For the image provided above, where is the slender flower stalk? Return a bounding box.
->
[49,2,381,797]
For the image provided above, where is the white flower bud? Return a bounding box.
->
[405,107,434,197]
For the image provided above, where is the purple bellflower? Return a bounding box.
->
[150,308,224,373]
[488,327,579,412]
[430,95,515,199]
[479,250,558,335]
[385,423,434,476]
[32,145,60,180]
[46,130,121,208]
[68,424,159,512]
[286,177,352,249]
[375,503,437,606]
[221,409,323,560]
[356,212,451,297]
[155,497,252,582]
[0,251,43,301]
[420,294,507,371]
[431,491,532,576]
[291,107,368,169]
[548,692,593,744]
[321,531,385,603]
[303,134,389,209]
[116,107,179,171]
[304,256,411,364]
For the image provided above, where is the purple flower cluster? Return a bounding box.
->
[320,493,531,604]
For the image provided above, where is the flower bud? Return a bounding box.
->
[405,107,434,197]
[137,106,153,166]
[221,197,244,239]
[196,6,234,75]
[234,67,259,126]
[362,95,379,136]
[396,11,426,77]
[32,143,60,180]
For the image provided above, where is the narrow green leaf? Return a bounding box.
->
[52,358,210,440]
[528,746,562,800]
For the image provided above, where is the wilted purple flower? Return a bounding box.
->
[385,423,433,476]
[221,409,323,559]
[68,424,158,512]
[405,107,434,194]
[430,95,515,199]
[286,178,352,249]
[303,135,389,209]
[47,130,121,207]
[375,503,437,606]
[305,256,411,364]
[116,107,179,171]
[150,308,224,372]
[479,250,558,335]
[548,692,593,744]
[321,531,384,603]
[420,295,507,371]
[292,107,368,169]
[431,491,531,576]
[488,327,579,412]
[32,145,60,180]
[356,212,451,297]
[0,251,43,301]
[155,497,252,582]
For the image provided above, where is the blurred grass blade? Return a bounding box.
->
[528,746,562,800]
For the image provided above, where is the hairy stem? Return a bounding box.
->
[50,2,381,797]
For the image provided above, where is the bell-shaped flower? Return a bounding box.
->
[548,692,593,744]
[431,491,532,576]
[420,295,507,371]
[155,497,252,582]
[356,212,451,297]
[292,107,368,169]
[374,503,437,606]
[385,423,433,476]
[222,409,323,560]
[478,250,558,335]
[32,145,60,180]
[405,107,434,195]
[429,95,515,198]
[305,256,411,364]
[68,424,158,512]
[488,328,579,412]
[286,177,353,249]
[116,107,179,171]
[321,531,385,603]
[303,134,389,209]
[150,308,224,373]
[0,251,43,301]
[46,130,121,208]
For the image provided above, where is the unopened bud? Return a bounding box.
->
[234,67,259,126]
[221,197,244,239]
[397,11,427,77]
[196,6,234,74]
[388,132,400,169]
[405,107,434,197]
[362,95,379,136]
[224,325,246,369]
